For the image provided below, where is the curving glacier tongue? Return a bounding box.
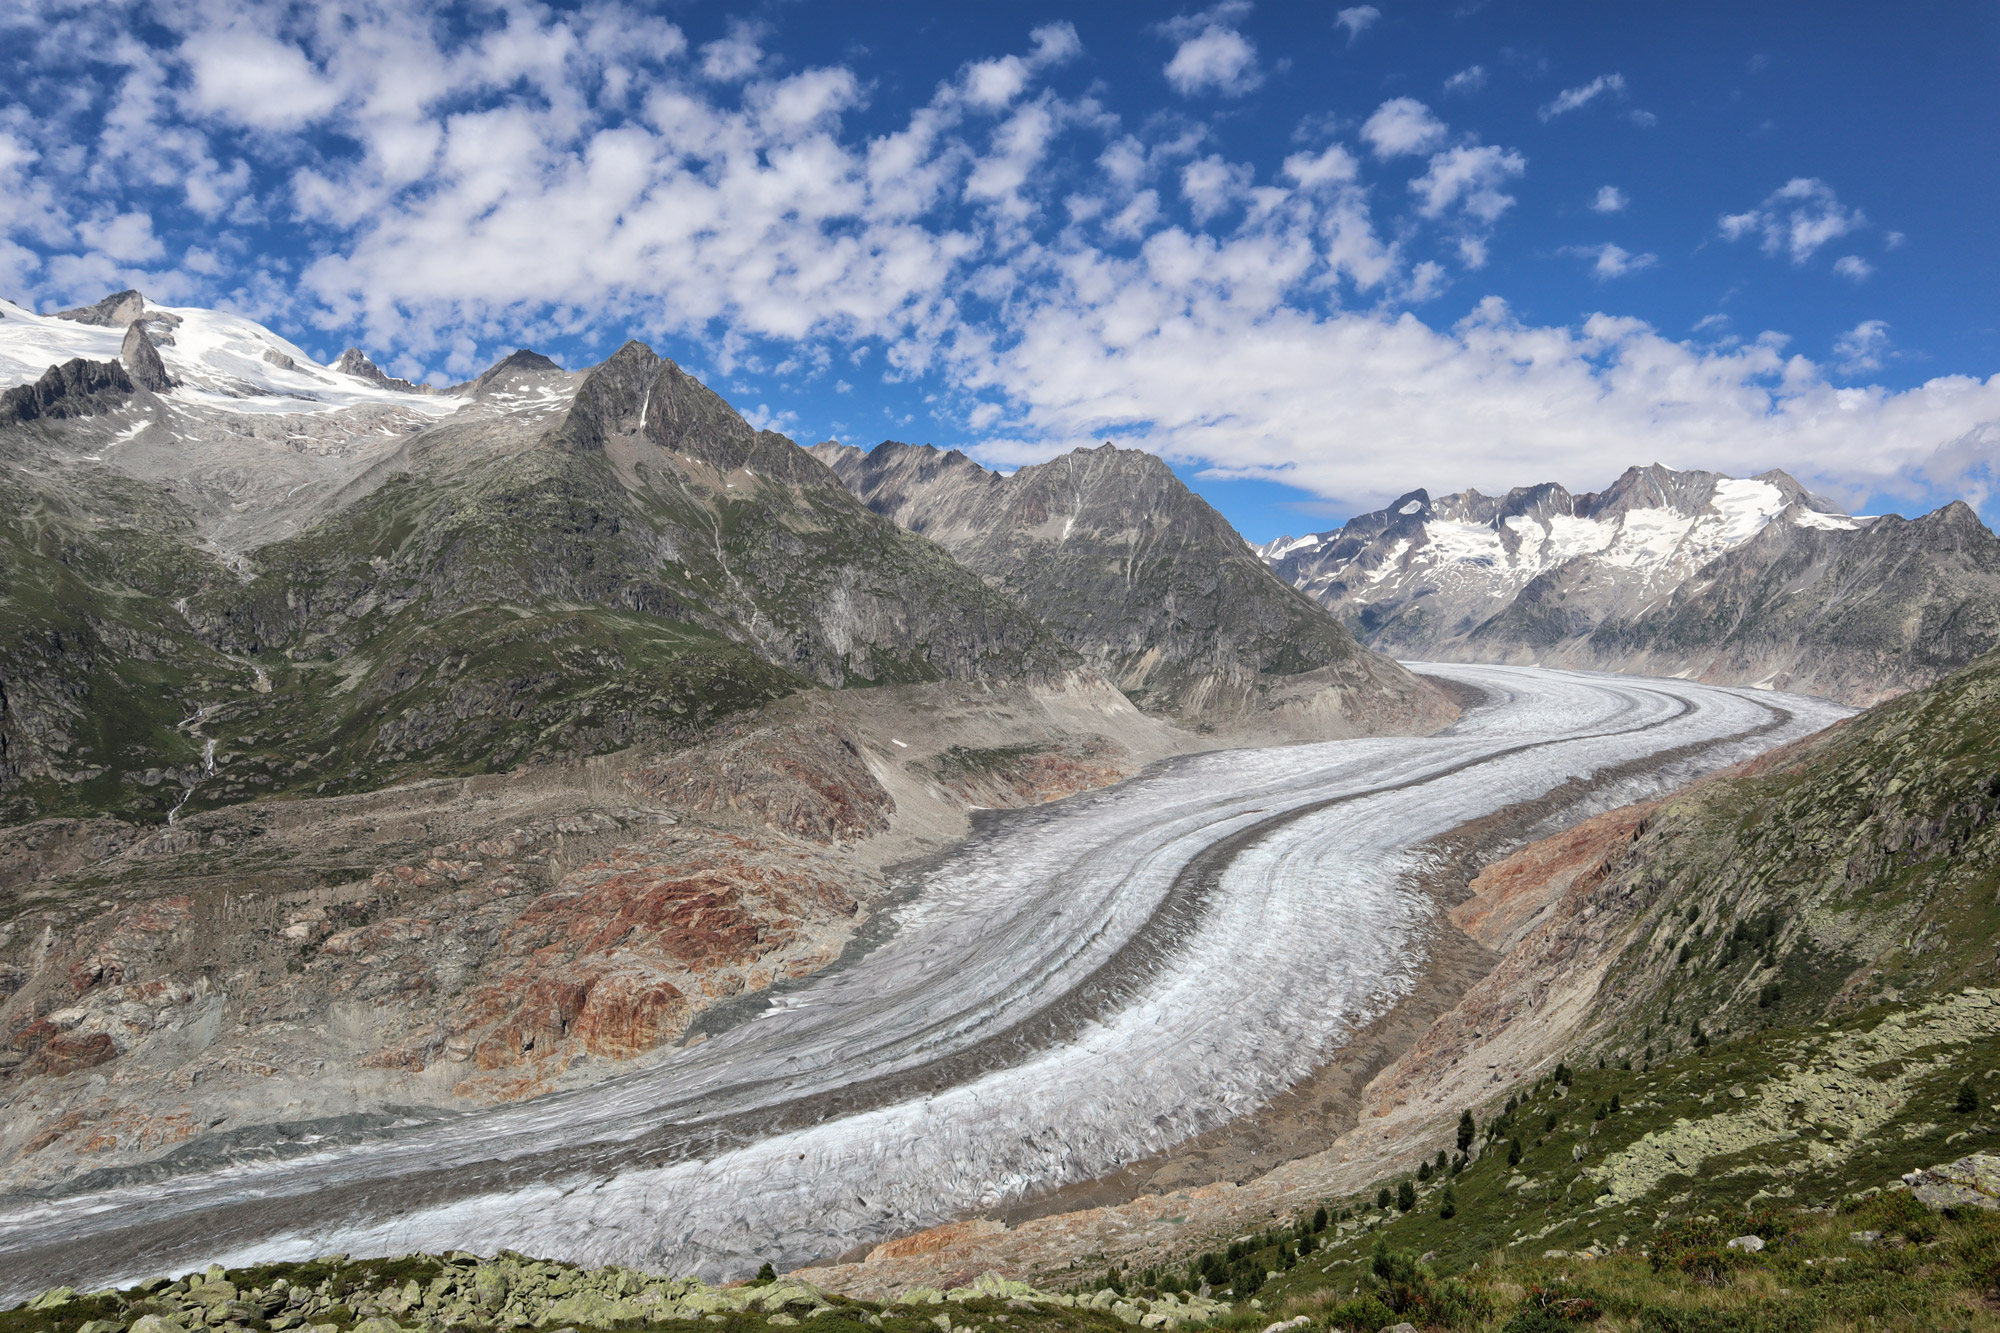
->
[0,665,1852,1297]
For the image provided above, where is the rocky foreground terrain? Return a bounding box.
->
[1261,464,2000,704]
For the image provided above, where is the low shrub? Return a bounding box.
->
[1649,1218,1737,1286]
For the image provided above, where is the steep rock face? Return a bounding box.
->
[1261,463,2000,703]
[0,357,134,426]
[815,440,1449,734]
[118,323,171,392]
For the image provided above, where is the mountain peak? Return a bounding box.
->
[467,347,567,402]
[549,339,661,453]
[52,289,147,328]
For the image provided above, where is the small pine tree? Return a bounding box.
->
[1507,1138,1523,1167]
[1457,1109,1476,1152]
[1298,1231,1317,1256]
[1954,1081,1980,1114]
[1377,1186,1393,1210]
[1609,1092,1622,1114]
[755,1263,776,1284]
[1103,1267,1123,1295]
[1312,1204,1329,1232]
[1434,1148,1448,1173]
[1418,1158,1432,1182]
[1396,1179,1417,1212]
[1439,1188,1457,1220]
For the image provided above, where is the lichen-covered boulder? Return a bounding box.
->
[1902,1153,2000,1211]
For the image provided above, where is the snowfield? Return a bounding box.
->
[0,298,466,417]
[0,665,1852,1299]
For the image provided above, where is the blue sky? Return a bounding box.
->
[3,1,1999,541]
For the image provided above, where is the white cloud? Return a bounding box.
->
[1334,6,1380,43]
[79,210,164,262]
[1180,155,1254,223]
[1564,242,1656,279]
[1720,177,1866,263]
[700,25,766,82]
[1360,98,1447,158]
[1538,72,1626,121]
[1590,185,1627,213]
[961,57,1030,110]
[1029,22,1084,66]
[1442,65,1487,96]
[1833,254,1873,281]
[1163,6,1262,98]
[1833,319,1890,374]
[184,28,343,129]
[959,273,2000,523]
[1281,143,1359,190]
[1410,144,1525,222]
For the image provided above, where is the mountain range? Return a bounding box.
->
[1259,463,2000,703]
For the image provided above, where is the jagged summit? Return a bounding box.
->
[815,438,1450,733]
[52,289,147,327]
[0,356,135,426]
[330,346,425,392]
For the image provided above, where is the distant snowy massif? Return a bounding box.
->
[1256,464,2000,704]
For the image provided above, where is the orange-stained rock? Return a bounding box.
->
[1452,803,1653,953]
[866,1218,1008,1261]
[441,828,869,1085]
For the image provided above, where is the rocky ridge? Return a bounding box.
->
[1259,463,2000,703]
[814,441,1449,736]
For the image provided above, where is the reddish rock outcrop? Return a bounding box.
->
[445,829,863,1089]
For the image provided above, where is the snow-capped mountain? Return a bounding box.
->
[0,291,465,416]
[1263,465,1853,647]
[1259,463,2000,703]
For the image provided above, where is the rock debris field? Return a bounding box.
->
[0,665,1851,1303]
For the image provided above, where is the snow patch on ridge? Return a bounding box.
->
[0,298,467,418]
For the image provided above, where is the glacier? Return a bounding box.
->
[0,664,1852,1299]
